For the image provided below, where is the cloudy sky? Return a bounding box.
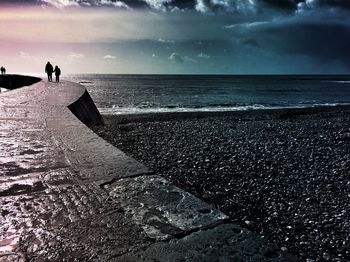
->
[0,0,350,74]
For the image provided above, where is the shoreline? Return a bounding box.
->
[99,104,350,123]
[93,105,350,261]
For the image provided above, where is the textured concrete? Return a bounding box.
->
[118,224,297,262]
[0,77,296,261]
[105,175,228,240]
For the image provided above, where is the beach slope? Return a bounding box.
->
[94,106,350,261]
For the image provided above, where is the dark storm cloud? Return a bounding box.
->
[262,0,300,9]
[265,22,350,65]
[0,0,36,2]
[0,0,41,5]
[300,0,350,9]
[241,38,260,48]
[230,19,350,68]
[3,0,350,12]
[195,0,350,14]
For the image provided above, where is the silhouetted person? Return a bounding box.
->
[0,66,5,75]
[45,62,53,82]
[53,65,61,83]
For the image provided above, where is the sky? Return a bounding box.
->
[0,0,350,74]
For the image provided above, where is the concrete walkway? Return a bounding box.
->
[0,77,296,261]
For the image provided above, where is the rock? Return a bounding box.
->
[281,246,288,252]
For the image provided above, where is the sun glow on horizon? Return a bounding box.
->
[0,7,148,43]
[0,7,167,74]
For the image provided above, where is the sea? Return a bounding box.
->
[63,74,350,115]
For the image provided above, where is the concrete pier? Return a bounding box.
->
[0,76,296,261]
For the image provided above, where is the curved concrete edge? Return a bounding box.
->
[0,76,149,182]
[67,89,104,127]
[0,76,297,261]
[0,75,103,127]
[0,75,41,90]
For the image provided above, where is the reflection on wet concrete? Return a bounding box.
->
[0,177,45,197]
[106,175,228,240]
[0,77,295,261]
[0,78,153,260]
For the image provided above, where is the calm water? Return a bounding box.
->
[64,74,350,115]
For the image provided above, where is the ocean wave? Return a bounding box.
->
[326,81,350,84]
[98,103,350,115]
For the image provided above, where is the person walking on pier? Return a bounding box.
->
[53,65,61,83]
[45,62,53,82]
[0,66,5,75]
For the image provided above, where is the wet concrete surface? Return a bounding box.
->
[0,77,296,261]
[105,175,228,240]
[118,223,297,262]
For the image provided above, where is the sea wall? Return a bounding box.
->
[0,74,103,127]
[67,89,104,126]
[0,74,41,89]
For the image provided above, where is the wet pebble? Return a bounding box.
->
[94,108,350,261]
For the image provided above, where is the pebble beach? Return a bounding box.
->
[93,106,350,261]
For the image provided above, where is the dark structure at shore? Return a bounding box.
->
[0,74,41,90]
[94,106,350,261]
